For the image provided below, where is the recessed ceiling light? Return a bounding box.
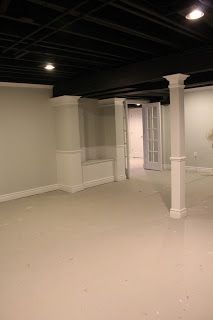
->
[136,103,141,106]
[186,8,204,20]
[44,63,55,71]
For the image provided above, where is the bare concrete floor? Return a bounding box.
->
[0,166,213,320]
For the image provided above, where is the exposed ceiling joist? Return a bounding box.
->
[53,47,213,96]
[0,14,152,55]
[118,0,209,41]
[13,0,115,58]
[109,1,207,42]
[0,0,11,14]
[2,0,90,54]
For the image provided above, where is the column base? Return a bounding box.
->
[170,208,187,219]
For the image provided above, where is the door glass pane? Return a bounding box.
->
[153,117,157,129]
[153,129,158,140]
[148,113,152,128]
[154,141,158,151]
[153,106,157,117]
[149,152,153,162]
[148,129,152,139]
[154,152,158,162]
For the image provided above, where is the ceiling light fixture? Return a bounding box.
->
[44,63,55,71]
[186,8,204,20]
[136,103,141,106]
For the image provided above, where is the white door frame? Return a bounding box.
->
[143,102,163,171]
[124,99,162,177]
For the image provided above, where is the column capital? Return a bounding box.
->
[163,73,189,88]
[50,95,81,107]
[98,98,125,108]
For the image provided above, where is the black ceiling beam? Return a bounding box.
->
[0,66,75,79]
[0,40,118,66]
[119,0,209,41]
[0,0,11,13]
[24,0,179,50]
[14,0,116,58]
[53,46,213,96]
[199,0,213,9]
[0,56,94,71]
[109,1,207,42]
[0,64,75,77]
[78,79,167,97]
[2,0,90,54]
[0,31,131,63]
[16,47,117,66]
[0,14,150,55]
[82,15,180,49]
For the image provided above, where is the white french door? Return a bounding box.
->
[142,102,162,170]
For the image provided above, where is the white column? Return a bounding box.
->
[98,98,126,181]
[164,74,189,218]
[50,95,83,193]
[114,98,126,181]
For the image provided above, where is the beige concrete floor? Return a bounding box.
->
[0,164,213,320]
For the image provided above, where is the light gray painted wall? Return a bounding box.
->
[162,87,213,168]
[55,104,80,150]
[0,87,57,195]
[79,98,115,147]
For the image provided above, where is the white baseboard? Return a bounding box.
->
[163,164,171,170]
[0,175,120,203]
[163,164,213,174]
[84,176,114,188]
[170,208,187,219]
[115,175,126,181]
[58,184,84,193]
[0,184,58,203]
[186,166,213,174]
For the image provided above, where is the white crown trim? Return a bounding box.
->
[50,95,81,107]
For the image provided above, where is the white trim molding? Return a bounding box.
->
[163,164,213,174]
[164,73,189,88]
[170,208,187,219]
[56,149,81,154]
[0,184,58,203]
[115,175,126,181]
[0,82,53,89]
[50,95,81,107]
[58,184,84,193]
[170,156,186,162]
[84,176,114,188]
[98,97,125,108]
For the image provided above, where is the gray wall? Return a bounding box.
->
[79,98,115,148]
[0,86,57,195]
[162,87,213,168]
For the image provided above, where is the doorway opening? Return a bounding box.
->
[124,99,162,178]
[128,104,144,176]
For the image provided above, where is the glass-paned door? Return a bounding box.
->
[143,102,162,170]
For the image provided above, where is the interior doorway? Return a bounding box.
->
[124,100,162,178]
[128,105,144,175]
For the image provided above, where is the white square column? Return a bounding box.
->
[50,95,83,193]
[114,98,126,181]
[164,74,189,219]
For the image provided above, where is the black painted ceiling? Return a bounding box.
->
[0,0,213,101]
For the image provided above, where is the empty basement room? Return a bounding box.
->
[1,1,213,319]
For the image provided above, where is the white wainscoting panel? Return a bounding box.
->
[56,150,84,193]
[82,159,114,188]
